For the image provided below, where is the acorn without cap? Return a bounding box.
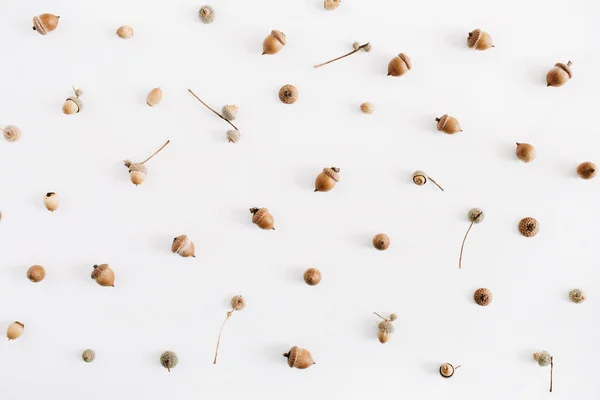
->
[172,235,195,258]
[314,167,340,192]
[303,268,322,286]
[577,161,596,179]
[387,53,411,76]
[516,143,536,163]
[160,351,179,372]
[116,25,134,39]
[467,29,494,50]
[547,61,572,87]
[250,207,275,230]
[91,264,115,287]
[146,88,163,106]
[6,321,24,340]
[43,192,59,212]
[33,13,59,35]
[283,346,315,369]
[262,30,286,55]
[436,114,462,134]
[62,87,83,115]
[372,233,390,251]
[27,265,46,282]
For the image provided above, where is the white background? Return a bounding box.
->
[0,0,599,399]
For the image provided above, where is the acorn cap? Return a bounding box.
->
[398,53,412,70]
[555,62,573,78]
[284,346,299,367]
[127,162,147,174]
[474,288,492,306]
[171,235,188,253]
[323,167,340,182]
[518,217,539,237]
[250,208,268,224]
[271,30,286,45]
[467,29,481,48]
[436,114,448,131]
[91,264,109,279]
[534,351,552,367]
[378,320,394,334]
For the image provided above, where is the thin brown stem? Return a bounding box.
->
[428,177,444,192]
[167,361,171,372]
[373,312,388,321]
[314,43,370,68]
[188,89,239,131]
[141,140,170,165]
[213,310,233,364]
[549,357,553,392]
[455,365,462,369]
[458,221,475,269]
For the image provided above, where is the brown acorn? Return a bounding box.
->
[436,114,462,134]
[518,217,539,237]
[467,29,494,50]
[303,268,322,286]
[283,346,315,369]
[250,207,275,230]
[146,88,163,106]
[171,235,195,258]
[516,143,536,163]
[314,167,340,192]
[262,30,286,55]
[123,140,170,186]
[440,363,461,378]
[91,264,115,287]
[279,84,298,104]
[387,53,411,76]
[33,13,60,35]
[546,61,572,87]
[372,233,390,251]
[27,265,46,282]
[474,288,492,306]
[576,161,596,179]
[374,312,397,343]
[62,87,83,115]
[412,170,444,191]
[6,321,24,340]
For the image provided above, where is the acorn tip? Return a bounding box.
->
[314,189,318,192]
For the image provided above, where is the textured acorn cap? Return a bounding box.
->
[250,208,268,224]
[271,30,286,45]
[91,264,109,279]
[2,125,21,142]
[398,53,411,70]
[468,208,485,224]
[474,288,492,306]
[555,62,573,78]
[82,349,95,362]
[125,161,147,174]
[378,320,394,334]
[322,167,340,182]
[518,217,539,237]
[569,288,586,304]
[160,351,179,370]
[534,351,552,367]
[467,29,481,48]
[284,346,299,367]
[171,235,189,253]
[226,129,241,143]
[436,114,449,131]
[231,295,246,310]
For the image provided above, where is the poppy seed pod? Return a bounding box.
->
[283,346,315,369]
[279,84,298,104]
[372,233,390,251]
[467,29,494,50]
[518,217,539,237]
[91,264,115,287]
[250,207,275,230]
[436,114,462,134]
[546,61,572,87]
[172,235,195,258]
[262,30,286,55]
[160,351,179,372]
[303,268,322,286]
[221,105,238,121]
[1,125,21,142]
[33,13,60,35]
[440,363,461,378]
[82,349,96,363]
[27,265,46,282]
[516,143,536,163]
[314,167,340,192]
[43,192,59,212]
[577,161,596,179]
[6,321,24,340]
[324,0,340,10]
[474,288,492,306]
[199,6,215,24]
[123,140,170,185]
[146,87,162,106]
[116,25,134,39]
[62,87,83,115]
[387,53,411,76]
[569,288,585,304]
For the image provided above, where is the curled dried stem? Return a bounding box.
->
[458,213,482,269]
[188,89,239,132]
[314,42,370,68]
[141,140,170,165]
[213,310,234,364]
[428,176,444,191]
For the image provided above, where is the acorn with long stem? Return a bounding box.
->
[459,208,484,269]
[124,140,170,186]
[213,295,245,364]
[188,89,241,142]
[314,42,371,68]
[533,351,554,392]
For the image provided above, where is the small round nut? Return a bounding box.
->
[27,265,46,282]
[231,295,246,311]
[534,351,552,367]
[303,268,322,286]
[577,161,597,179]
[372,233,390,250]
[226,129,241,143]
[468,208,485,223]
[474,288,492,306]
[279,84,298,104]
[518,217,539,237]
[360,102,374,114]
[569,289,585,304]
[82,349,95,363]
[116,25,133,39]
[199,6,215,23]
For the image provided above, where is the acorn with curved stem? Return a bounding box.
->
[1,125,21,142]
[188,89,242,143]
[250,207,275,230]
[577,161,596,179]
[171,235,195,258]
[43,192,59,212]
[436,114,462,134]
[439,363,461,378]
[262,30,286,55]
[160,351,178,372]
[123,140,170,186]
[314,167,340,192]
[387,53,411,76]
[547,61,572,87]
[314,42,371,68]
[62,87,83,115]
[33,13,59,35]
[146,88,162,106]
[6,321,24,340]
[213,295,245,364]
[533,351,554,392]
[412,171,444,191]
[283,346,315,369]
[374,312,397,343]
[467,29,494,50]
[516,143,536,163]
[91,264,115,287]
[458,208,484,268]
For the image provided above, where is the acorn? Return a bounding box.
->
[146,87,163,106]
[116,25,134,39]
[372,233,390,251]
[518,217,539,237]
[387,53,411,76]
[123,140,170,186]
[222,105,238,121]
[324,0,340,10]
[516,143,536,163]
[546,61,572,87]
[283,346,315,369]
[213,295,246,364]
[569,288,585,304]
[160,351,179,372]
[314,167,340,192]
[199,6,215,24]
[303,268,322,286]
[576,161,596,179]
[374,312,396,343]
[226,129,241,143]
[439,363,461,378]
[62,87,83,115]
[91,264,115,287]
[171,235,195,258]
[262,30,286,55]
[250,207,275,230]
[474,288,492,306]
[1,125,21,142]
[27,265,46,282]
[436,114,462,134]
[360,102,374,114]
[43,192,59,212]
[33,13,60,35]
[82,349,96,363]
[467,29,494,50]
[279,84,298,104]
[412,170,444,191]
[533,351,554,392]
[6,321,24,340]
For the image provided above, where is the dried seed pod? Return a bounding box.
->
[62,87,83,115]
[576,161,596,179]
[6,321,24,340]
[303,268,322,286]
[516,143,536,163]
[91,264,115,287]
[1,125,21,142]
[279,84,298,104]
[283,346,315,369]
[412,170,444,191]
[324,0,340,10]
[569,288,585,304]
[387,53,412,76]
[518,217,539,237]
[474,288,492,306]
[123,140,170,185]
[314,41,371,68]
[226,129,241,143]
[82,349,96,363]
[213,295,246,364]
[372,233,390,251]
[467,29,494,50]
[33,13,60,35]
[440,363,461,378]
[250,207,275,230]
[360,102,374,114]
[199,6,215,23]
[160,351,179,372]
[547,61,572,87]
[222,105,238,121]
[436,114,462,134]
[314,167,340,192]
[262,30,286,55]
[116,25,134,39]
[171,235,195,258]
[458,208,485,269]
[374,312,396,343]
[27,265,46,283]
[533,351,554,392]
[146,87,163,106]
[43,192,59,212]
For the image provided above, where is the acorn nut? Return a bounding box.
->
[569,289,585,304]
[303,268,322,286]
[283,346,315,369]
[172,235,196,258]
[467,29,494,50]
[516,143,536,163]
[387,53,411,76]
[577,161,596,179]
[250,207,275,230]
[6,321,24,340]
[62,87,83,115]
[372,233,390,251]
[91,264,115,287]
[82,349,96,363]
[27,265,46,283]
[436,114,462,134]
[474,288,492,306]
[263,30,286,55]
[199,6,215,24]
[160,351,179,372]
[123,140,170,186]
[116,25,134,39]
[279,84,298,104]
[314,167,340,192]
[146,88,162,106]
[518,217,539,237]
[374,312,396,343]
[33,13,60,35]
[1,125,21,142]
[43,192,59,212]
[360,102,374,114]
[547,61,572,87]
[324,0,340,10]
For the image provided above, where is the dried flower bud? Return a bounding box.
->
[389,313,398,321]
[516,143,536,163]
[199,6,215,23]
[360,102,374,114]
[82,349,95,363]
[372,233,390,251]
[231,295,246,310]
[279,84,298,104]
[160,351,179,372]
[474,288,492,306]
[116,25,133,39]
[222,105,238,121]
[27,265,46,282]
[518,217,539,237]
[569,289,585,304]
[303,268,322,286]
[2,125,21,142]
[468,208,485,223]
